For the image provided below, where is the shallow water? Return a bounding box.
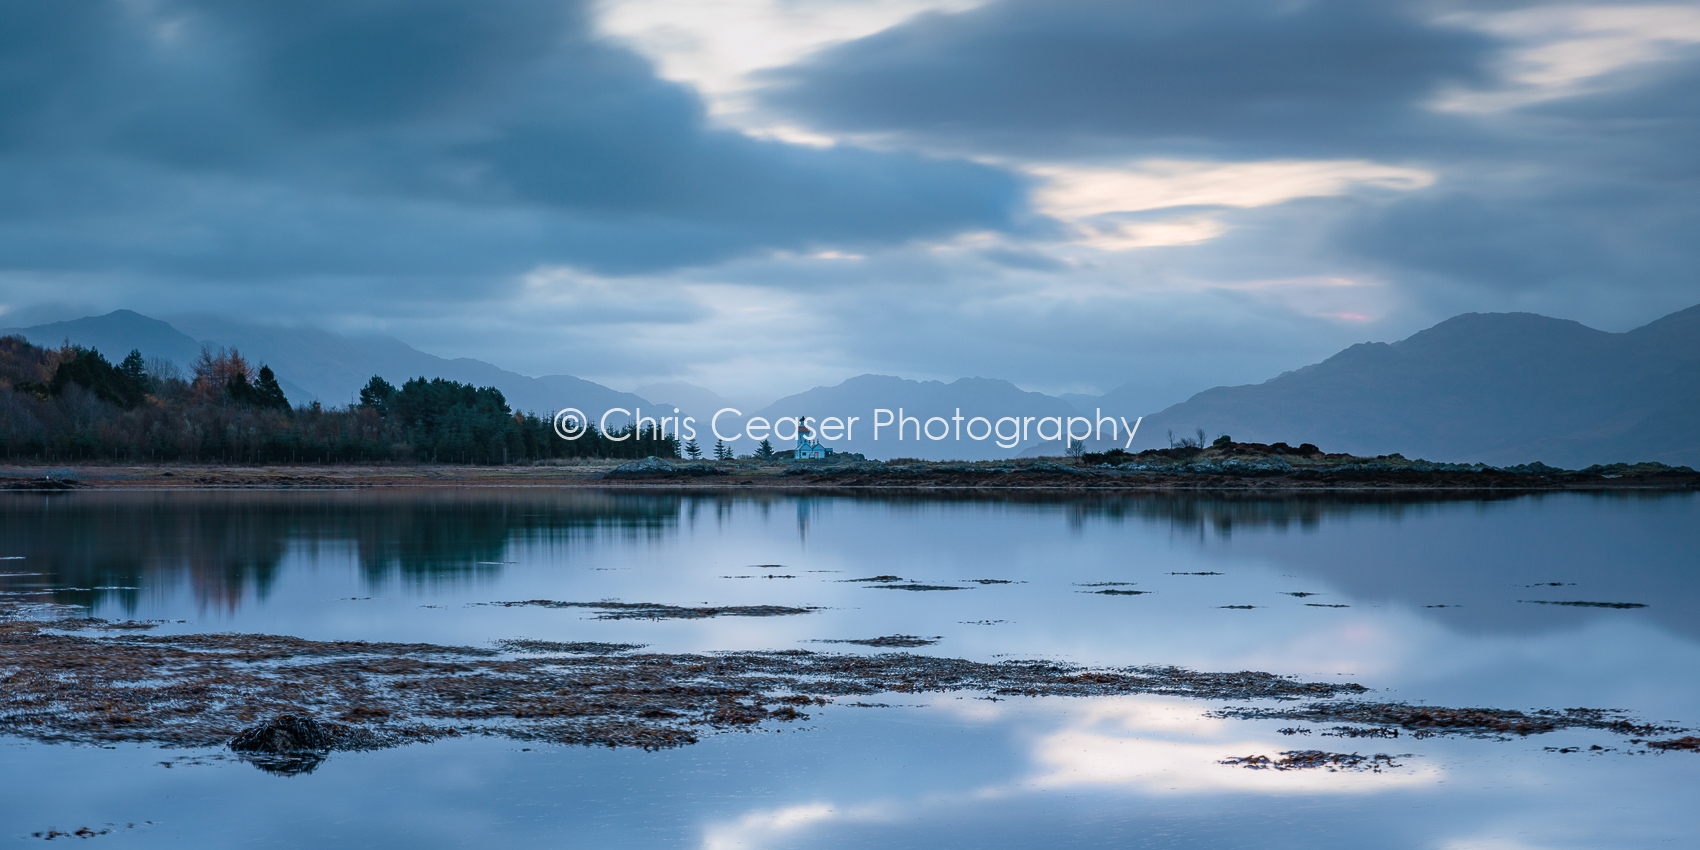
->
[2,489,1697,848]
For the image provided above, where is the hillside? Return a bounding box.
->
[1,311,649,418]
[1129,305,1700,467]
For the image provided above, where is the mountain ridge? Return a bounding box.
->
[0,311,651,419]
[1129,304,1700,467]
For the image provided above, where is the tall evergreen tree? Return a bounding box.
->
[254,365,290,411]
[359,375,397,415]
[713,439,729,460]
[683,438,701,459]
[117,350,152,400]
[755,438,775,459]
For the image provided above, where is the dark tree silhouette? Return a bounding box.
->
[359,376,397,415]
[254,366,290,411]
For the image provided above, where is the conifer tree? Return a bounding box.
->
[359,375,397,415]
[684,438,701,459]
[713,439,729,460]
[755,438,775,459]
[254,365,290,411]
[117,350,152,400]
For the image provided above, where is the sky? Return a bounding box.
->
[2,0,1698,408]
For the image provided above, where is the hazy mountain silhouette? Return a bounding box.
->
[747,374,1087,460]
[17,306,1694,467]
[1128,305,1700,467]
[2,310,205,365]
[634,381,738,416]
[1,311,649,418]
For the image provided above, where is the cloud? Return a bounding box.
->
[747,0,1700,339]
[1024,698,1440,793]
[593,0,987,119]
[0,0,1027,280]
[757,0,1498,159]
[1432,3,1700,112]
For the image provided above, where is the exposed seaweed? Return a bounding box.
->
[0,606,1366,768]
[481,601,819,619]
[867,584,968,592]
[1518,600,1648,609]
[1214,702,1682,739]
[1646,737,1700,752]
[493,639,647,654]
[1220,750,1404,772]
[810,635,940,648]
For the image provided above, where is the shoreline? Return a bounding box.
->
[2,461,1697,492]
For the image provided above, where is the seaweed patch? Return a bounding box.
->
[868,584,969,592]
[482,601,818,619]
[810,635,941,648]
[1220,750,1405,772]
[0,604,1367,773]
[1518,600,1647,609]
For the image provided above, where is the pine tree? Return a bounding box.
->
[713,439,729,460]
[359,375,397,415]
[755,438,775,459]
[116,349,152,403]
[254,365,290,411]
[684,438,701,459]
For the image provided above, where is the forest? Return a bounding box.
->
[0,336,680,464]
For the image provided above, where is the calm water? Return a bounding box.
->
[2,489,1697,848]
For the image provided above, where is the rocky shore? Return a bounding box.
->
[4,440,1695,491]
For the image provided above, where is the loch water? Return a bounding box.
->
[1,489,1697,848]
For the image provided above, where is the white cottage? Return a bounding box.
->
[794,416,832,460]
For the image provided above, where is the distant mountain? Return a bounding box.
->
[0,310,318,403]
[743,374,1087,460]
[1,310,204,365]
[2,311,649,419]
[1130,305,1700,467]
[1058,393,1102,414]
[633,381,737,415]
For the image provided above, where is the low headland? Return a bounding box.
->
[4,439,1695,491]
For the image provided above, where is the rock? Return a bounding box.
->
[229,714,337,775]
[603,457,727,479]
[230,714,334,753]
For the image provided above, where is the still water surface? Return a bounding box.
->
[2,489,1697,848]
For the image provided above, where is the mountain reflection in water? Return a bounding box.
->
[1,489,1691,639]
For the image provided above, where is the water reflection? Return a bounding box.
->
[1,487,1697,848]
[0,489,1693,636]
[0,490,681,612]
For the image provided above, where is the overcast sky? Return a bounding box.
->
[3,0,1698,407]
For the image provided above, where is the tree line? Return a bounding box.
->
[0,336,680,464]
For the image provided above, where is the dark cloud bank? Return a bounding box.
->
[761,0,1700,318]
[0,0,1024,284]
